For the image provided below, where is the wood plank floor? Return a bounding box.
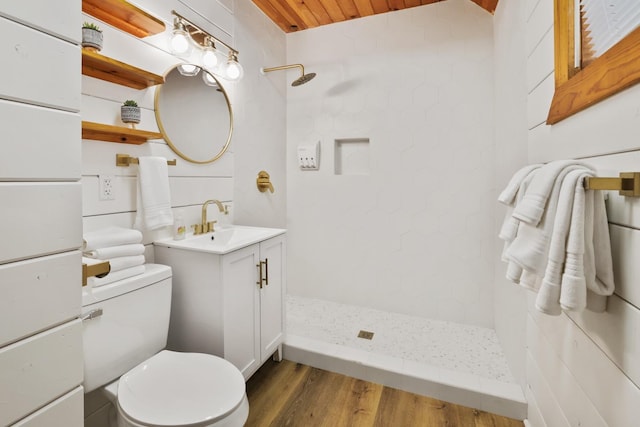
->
[246,359,524,427]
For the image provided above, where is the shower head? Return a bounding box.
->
[261,63,316,87]
[292,72,316,86]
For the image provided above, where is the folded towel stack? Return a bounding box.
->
[83,226,146,287]
[499,161,615,315]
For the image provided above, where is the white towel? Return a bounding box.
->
[534,169,583,315]
[87,265,146,288]
[506,165,585,276]
[498,164,542,205]
[84,243,145,259]
[559,173,590,312]
[83,227,142,251]
[108,255,146,273]
[133,157,174,231]
[513,160,592,226]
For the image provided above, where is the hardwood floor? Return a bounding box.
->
[246,359,524,427]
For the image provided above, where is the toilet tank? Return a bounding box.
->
[82,264,172,393]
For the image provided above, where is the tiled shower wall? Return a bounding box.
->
[285,0,496,327]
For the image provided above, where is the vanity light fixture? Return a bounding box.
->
[170,11,243,81]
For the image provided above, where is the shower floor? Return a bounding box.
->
[283,295,527,420]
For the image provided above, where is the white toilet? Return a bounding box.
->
[82,264,249,427]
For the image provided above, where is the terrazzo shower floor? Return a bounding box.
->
[283,295,527,420]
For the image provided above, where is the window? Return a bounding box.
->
[547,0,640,124]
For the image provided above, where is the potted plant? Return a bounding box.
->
[121,100,141,126]
[82,22,103,52]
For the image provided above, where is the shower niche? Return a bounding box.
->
[334,138,370,175]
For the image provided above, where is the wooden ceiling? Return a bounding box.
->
[251,0,499,33]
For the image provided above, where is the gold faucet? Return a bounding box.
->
[192,199,228,235]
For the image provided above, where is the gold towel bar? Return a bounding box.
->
[116,153,177,167]
[82,261,111,287]
[584,172,640,197]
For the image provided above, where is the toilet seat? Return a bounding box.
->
[117,350,246,427]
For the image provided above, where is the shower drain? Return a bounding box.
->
[357,330,374,340]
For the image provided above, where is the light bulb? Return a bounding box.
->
[170,19,191,55]
[177,64,200,77]
[202,47,218,69]
[225,59,244,81]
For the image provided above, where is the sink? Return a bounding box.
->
[154,225,286,254]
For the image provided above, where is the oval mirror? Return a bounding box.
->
[155,64,232,164]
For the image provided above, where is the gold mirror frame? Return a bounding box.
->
[154,65,233,164]
[547,0,640,124]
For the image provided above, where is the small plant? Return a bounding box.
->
[121,100,141,125]
[82,22,101,32]
[122,100,138,107]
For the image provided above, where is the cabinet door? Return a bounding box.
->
[259,235,286,362]
[222,244,261,379]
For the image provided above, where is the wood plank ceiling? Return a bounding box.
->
[251,0,499,33]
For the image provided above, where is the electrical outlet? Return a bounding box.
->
[99,175,115,201]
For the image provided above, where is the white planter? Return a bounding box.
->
[81,28,103,51]
[121,106,141,124]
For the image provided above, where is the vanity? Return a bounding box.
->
[154,226,286,380]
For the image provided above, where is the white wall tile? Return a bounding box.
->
[285,0,495,327]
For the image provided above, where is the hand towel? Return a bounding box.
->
[83,227,142,251]
[133,157,174,231]
[513,160,592,226]
[87,265,146,288]
[559,173,590,311]
[534,169,583,315]
[84,243,146,259]
[498,164,542,205]
[107,255,146,273]
[499,167,539,243]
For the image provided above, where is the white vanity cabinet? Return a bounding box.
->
[154,232,286,380]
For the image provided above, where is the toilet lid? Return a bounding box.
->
[118,350,246,426]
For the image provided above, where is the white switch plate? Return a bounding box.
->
[99,175,115,201]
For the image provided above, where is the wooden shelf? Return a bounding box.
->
[82,50,164,89]
[82,121,162,145]
[82,0,165,38]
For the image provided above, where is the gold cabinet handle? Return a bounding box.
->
[264,258,269,286]
[256,259,268,288]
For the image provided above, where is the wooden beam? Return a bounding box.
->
[370,0,391,14]
[470,0,499,14]
[353,0,376,17]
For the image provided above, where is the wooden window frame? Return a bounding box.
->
[547,0,640,124]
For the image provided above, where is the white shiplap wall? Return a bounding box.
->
[518,0,640,425]
[81,0,237,253]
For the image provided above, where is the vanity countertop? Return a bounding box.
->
[154,225,286,255]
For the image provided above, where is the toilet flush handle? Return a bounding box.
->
[81,308,103,321]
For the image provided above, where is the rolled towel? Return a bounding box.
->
[87,265,146,288]
[83,227,142,251]
[84,243,145,259]
[108,255,146,273]
[133,157,174,231]
[513,160,592,226]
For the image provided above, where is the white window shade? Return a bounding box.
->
[580,0,640,58]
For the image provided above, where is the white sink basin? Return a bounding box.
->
[154,225,286,254]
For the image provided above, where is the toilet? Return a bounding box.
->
[82,264,249,427]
